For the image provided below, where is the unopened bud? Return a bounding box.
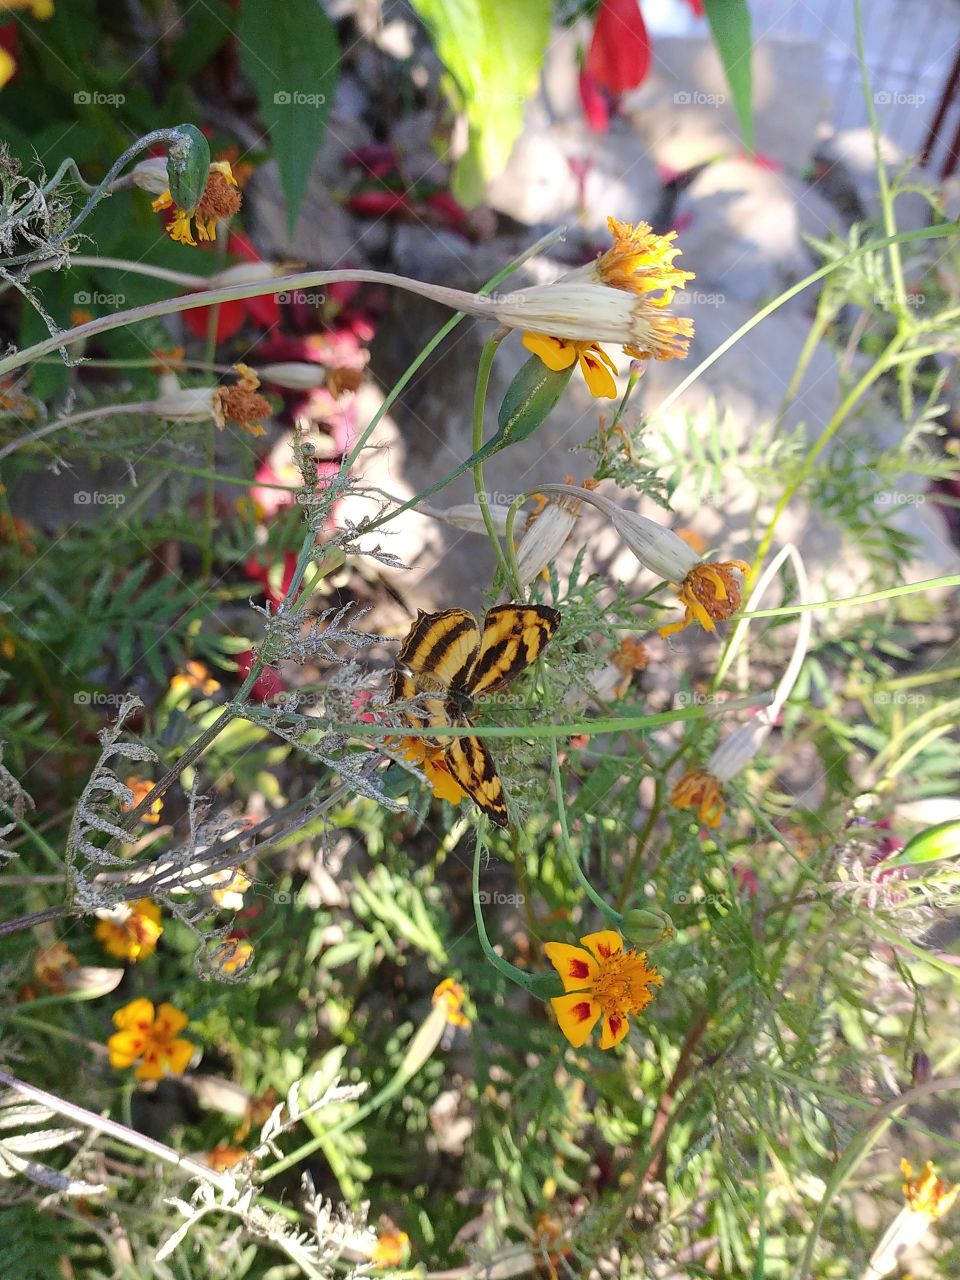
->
[497,355,574,450]
[418,502,526,537]
[889,819,960,868]
[911,1051,933,1086]
[257,362,327,390]
[621,907,674,948]
[129,157,170,194]
[514,495,582,586]
[152,384,216,422]
[166,124,211,216]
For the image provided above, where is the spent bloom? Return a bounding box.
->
[545,929,662,1049]
[107,998,195,1081]
[494,217,694,366]
[33,942,79,993]
[865,1159,959,1279]
[151,160,242,246]
[513,483,591,586]
[432,978,471,1028]
[94,899,163,962]
[670,769,725,828]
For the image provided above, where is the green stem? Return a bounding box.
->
[550,739,622,924]
[471,331,516,591]
[471,831,557,996]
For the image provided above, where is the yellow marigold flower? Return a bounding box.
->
[33,941,78,993]
[94,899,163,963]
[670,769,724,829]
[371,1231,410,1269]
[660,560,750,638]
[544,929,662,1050]
[866,1159,959,1279]
[213,937,254,974]
[107,998,195,1081]
[593,217,695,304]
[393,737,466,806]
[205,1143,249,1171]
[0,0,53,17]
[902,1159,959,1219]
[169,660,220,697]
[212,363,272,438]
[432,978,471,1028]
[490,215,694,363]
[522,332,619,399]
[151,161,241,246]
[122,776,163,824]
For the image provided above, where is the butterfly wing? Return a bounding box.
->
[444,727,509,828]
[465,604,561,698]
[390,609,481,730]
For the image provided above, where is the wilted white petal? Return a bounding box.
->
[514,496,582,586]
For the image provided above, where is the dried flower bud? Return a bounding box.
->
[256,362,327,390]
[129,157,170,195]
[514,492,583,586]
[152,384,216,422]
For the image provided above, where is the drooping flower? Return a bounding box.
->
[393,737,466,807]
[121,777,163,825]
[432,978,471,1028]
[94,899,163,963]
[669,769,725,829]
[522,333,619,399]
[169,660,220,698]
[660,560,750,637]
[493,216,694,365]
[545,929,661,1049]
[107,998,195,1081]
[513,484,588,584]
[151,160,242,247]
[371,1231,410,1269]
[865,1159,959,1279]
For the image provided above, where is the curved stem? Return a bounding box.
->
[471,330,516,591]
[550,738,622,925]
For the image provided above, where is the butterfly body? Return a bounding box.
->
[390,604,561,827]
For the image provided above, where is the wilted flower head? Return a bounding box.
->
[432,977,471,1027]
[865,1159,959,1279]
[514,488,587,586]
[151,160,241,246]
[670,769,725,828]
[212,364,272,437]
[33,941,79,993]
[661,559,750,637]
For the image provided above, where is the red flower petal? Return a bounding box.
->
[586,0,650,95]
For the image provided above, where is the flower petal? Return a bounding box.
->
[154,1003,189,1037]
[523,331,577,372]
[107,1030,146,1068]
[163,1038,196,1076]
[578,349,618,398]
[599,1011,631,1050]
[579,930,624,962]
[112,997,154,1031]
[543,942,599,992]
[551,994,601,1047]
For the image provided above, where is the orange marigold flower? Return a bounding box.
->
[612,636,649,676]
[151,161,241,247]
[902,1159,959,1219]
[660,560,749,638]
[432,977,471,1028]
[169,660,220,697]
[94,899,163,963]
[670,769,724,828]
[544,929,661,1050]
[595,217,695,305]
[371,1231,410,1269]
[522,332,619,399]
[205,1143,250,1171]
[33,941,79,993]
[107,998,195,1081]
[122,776,163,825]
[393,737,466,806]
[212,363,272,437]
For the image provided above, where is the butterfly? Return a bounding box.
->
[389,604,561,827]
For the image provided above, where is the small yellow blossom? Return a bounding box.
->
[107,998,195,1081]
[393,737,466,806]
[169,660,220,697]
[33,942,79,993]
[902,1159,959,1218]
[94,899,163,963]
[660,560,749,638]
[522,332,619,398]
[670,769,724,829]
[122,776,163,825]
[371,1231,410,1268]
[151,161,241,246]
[432,978,471,1028]
[544,930,661,1050]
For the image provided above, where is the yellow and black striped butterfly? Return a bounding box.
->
[389,604,561,827]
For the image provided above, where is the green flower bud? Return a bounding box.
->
[166,124,211,216]
[620,907,674,949]
[888,819,960,867]
[497,354,573,449]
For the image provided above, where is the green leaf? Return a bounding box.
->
[703,0,754,153]
[885,819,960,867]
[410,0,552,207]
[237,0,339,233]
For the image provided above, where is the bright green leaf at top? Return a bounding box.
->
[411,0,552,207]
[237,0,339,234]
[703,0,754,153]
